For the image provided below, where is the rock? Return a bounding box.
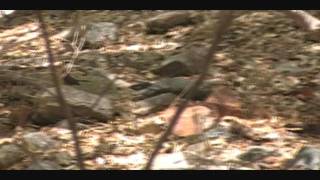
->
[84,22,118,48]
[152,46,208,77]
[27,160,62,170]
[32,85,114,125]
[22,132,57,153]
[152,152,193,170]
[0,144,26,169]
[152,54,193,77]
[285,146,320,170]
[160,105,216,137]
[61,22,118,49]
[132,93,176,115]
[132,77,214,101]
[238,147,275,162]
[146,11,193,34]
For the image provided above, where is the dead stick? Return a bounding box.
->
[36,11,85,170]
[144,11,236,170]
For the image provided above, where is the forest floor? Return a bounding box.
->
[0,10,320,170]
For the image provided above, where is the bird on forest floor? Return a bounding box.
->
[63,74,80,85]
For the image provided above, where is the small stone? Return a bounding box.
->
[62,22,118,49]
[22,132,57,153]
[285,146,320,170]
[33,85,114,125]
[160,105,216,137]
[84,22,118,48]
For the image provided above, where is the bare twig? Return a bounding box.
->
[144,11,236,170]
[36,11,85,170]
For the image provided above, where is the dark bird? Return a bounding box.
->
[63,74,80,85]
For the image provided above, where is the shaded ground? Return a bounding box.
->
[0,10,320,170]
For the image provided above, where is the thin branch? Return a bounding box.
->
[36,11,85,170]
[144,11,236,170]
